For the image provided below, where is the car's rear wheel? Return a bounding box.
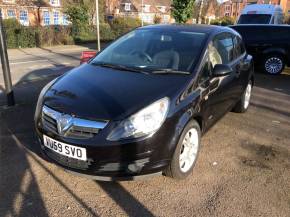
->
[233,80,252,113]
[263,54,285,75]
[164,120,201,179]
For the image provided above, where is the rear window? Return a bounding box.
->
[238,14,272,24]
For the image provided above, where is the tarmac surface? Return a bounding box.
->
[0,47,289,217]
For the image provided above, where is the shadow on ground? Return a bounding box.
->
[0,60,153,216]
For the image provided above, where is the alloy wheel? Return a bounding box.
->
[244,83,252,109]
[179,128,199,173]
[265,57,283,74]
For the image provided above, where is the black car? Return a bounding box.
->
[230,24,290,75]
[35,25,254,180]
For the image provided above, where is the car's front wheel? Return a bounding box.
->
[164,120,201,179]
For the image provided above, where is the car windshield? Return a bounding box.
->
[90,29,207,73]
[238,14,272,24]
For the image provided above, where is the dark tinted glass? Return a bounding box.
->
[211,33,234,64]
[238,14,271,24]
[233,36,245,58]
[91,29,207,72]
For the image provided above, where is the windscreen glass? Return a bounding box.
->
[91,29,207,72]
[238,14,272,24]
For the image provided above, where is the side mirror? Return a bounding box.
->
[80,51,97,64]
[212,64,232,77]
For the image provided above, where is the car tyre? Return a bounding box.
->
[164,120,201,180]
[262,54,285,75]
[233,80,252,113]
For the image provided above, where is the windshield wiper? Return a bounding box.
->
[151,69,190,75]
[92,62,149,74]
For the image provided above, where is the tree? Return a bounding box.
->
[64,4,89,36]
[63,0,105,25]
[171,0,195,23]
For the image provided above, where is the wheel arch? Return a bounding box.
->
[262,49,287,60]
[262,48,287,63]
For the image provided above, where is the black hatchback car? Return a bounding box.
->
[35,25,254,180]
[230,25,290,75]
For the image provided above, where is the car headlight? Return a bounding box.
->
[34,77,58,121]
[107,97,170,141]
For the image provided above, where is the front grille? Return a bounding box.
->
[66,126,100,139]
[42,113,58,134]
[42,106,108,139]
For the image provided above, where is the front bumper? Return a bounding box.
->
[36,114,180,179]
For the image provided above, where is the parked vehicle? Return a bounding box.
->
[231,24,290,75]
[80,51,97,64]
[35,25,254,180]
[237,4,284,25]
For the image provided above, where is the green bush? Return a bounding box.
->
[36,26,74,47]
[154,15,162,24]
[2,18,118,48]
[3,19,36,48]
[110,17,141,36]
[210,17,235,26]
[100,23,116,41]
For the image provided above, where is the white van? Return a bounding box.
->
[237,4,284,25]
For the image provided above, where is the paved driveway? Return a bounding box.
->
[0,71,289,217]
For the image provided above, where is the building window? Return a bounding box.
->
[50,0,60,6]
[63,15,69,25]
[43,11,50,25]
[225,5,231,12]
[141,14,153,23]
[162,15,170,23]
[124,3,131,11]
[3,0,16,3]
[54,11,59,25]
[225,12,230,16]
[19,10,29,26]
[157,6,166,13]
[7,9,16,18]
[144,5,151,13]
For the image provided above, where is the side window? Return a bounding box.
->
[211,33,234,65]
[208,42,222,69]
[233,36,245,58]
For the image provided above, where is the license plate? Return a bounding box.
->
[43,135,87,161]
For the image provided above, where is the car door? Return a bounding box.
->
[233,35,251,96]
[204,33,239,128]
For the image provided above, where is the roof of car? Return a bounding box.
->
[138,24,232,35]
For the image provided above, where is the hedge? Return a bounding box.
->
[3,17,142,49]
[210,17,235,26]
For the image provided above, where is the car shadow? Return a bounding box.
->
[0,64,91,216]
[97,181,155,217]
[0,61,152,216]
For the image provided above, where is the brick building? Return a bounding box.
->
[105,0,172,24]
[280,0,290,15]
[0,0,68,26]
[220,0,284,18]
